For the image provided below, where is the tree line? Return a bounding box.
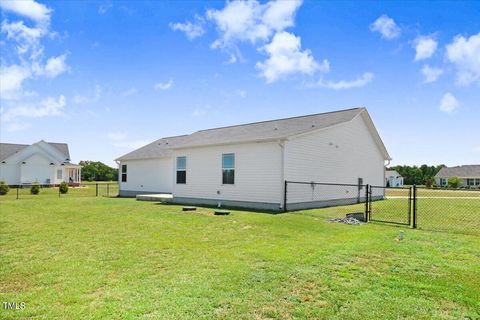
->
[79,161,118,181]
[387,164,446,186]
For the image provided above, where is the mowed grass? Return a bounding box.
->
[1,197,479,319]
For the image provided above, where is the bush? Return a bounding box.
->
[448,177,461,188]
[59,181,69,194]
[31,182,40,195]
[0,181,9,195]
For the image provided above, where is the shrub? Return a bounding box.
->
[31,182,40,195]
[0,181,9,195]
[448,177,461,188]
[59,181,69,194]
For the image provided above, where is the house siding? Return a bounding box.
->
[284,115,385,204]
[119,158,173,195]
[171,141,283,208]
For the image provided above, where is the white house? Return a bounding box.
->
[385,170,404,187]
[0,140,81,186]
[115,108,391,211]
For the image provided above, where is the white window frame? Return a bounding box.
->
[222,153,235,185]
[176,156,187,184]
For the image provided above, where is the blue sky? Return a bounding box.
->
[1,0,479,167]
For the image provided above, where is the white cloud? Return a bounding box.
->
[121,87,138,97]
[43,53,69,78]
[98,2,112,15]
[0,64,31,99]
[155,79,174,90]
[1,19,46,57]
[169,15,205,40]
[1,95,66,122]
[206,0,302,48]
[0,0,51,24]
[256,31,327,83]
[370,14,400,40]
[413,35,437,61]
[421,65,443,83]
[315,72,374,90]
[439,92,459,113]
[445,32,480,86]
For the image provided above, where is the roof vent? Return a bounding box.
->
[1,161,5,164]
[274,124,278,130]
[311,121,315,127]
[50,162,54,166]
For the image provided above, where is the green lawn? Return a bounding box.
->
[1,197,479,319]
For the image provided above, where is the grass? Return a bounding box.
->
[1,196,479,319]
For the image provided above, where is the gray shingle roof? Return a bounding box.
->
[435,165,480,178]
[116,108,368,161]
[0,142,70,161]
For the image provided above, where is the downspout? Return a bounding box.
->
[278,140,285,211]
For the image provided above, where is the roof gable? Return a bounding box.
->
[0,141,70,162]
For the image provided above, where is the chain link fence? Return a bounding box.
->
[285,181,480,235]
[0,182,119,200]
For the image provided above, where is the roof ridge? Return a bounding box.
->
[0,142,29,146]
[195,107,363,133]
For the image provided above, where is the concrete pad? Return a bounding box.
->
[136,194,173,202]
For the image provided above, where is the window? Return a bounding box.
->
[121,164,127,182]
[440,178,447,186]
[176,156,186,184]
[467,178,476,186]
[222,153,235,184]
[57,169,62,179]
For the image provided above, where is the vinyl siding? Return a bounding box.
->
[285,115,385,203]
[119,158,173,193]
[172,141,282,205]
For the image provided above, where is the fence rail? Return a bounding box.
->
[0,183,119,200]
[285,181,480,235]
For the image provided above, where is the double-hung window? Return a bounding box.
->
[222,153,235,185]
[176,156,186,184]
[121,164,127,182]
[57,169,62,179]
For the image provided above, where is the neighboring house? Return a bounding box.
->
[385,170,404,187]
[115,107,391,211]
[435,165,480,188]
[0,140,81,186]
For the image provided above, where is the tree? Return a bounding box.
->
[79,161,118,181]
[0,181,9,195]
[388,164,445,186]
[59,181,69,194]
[448,177,461,188]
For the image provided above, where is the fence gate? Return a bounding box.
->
[368,185,412,226]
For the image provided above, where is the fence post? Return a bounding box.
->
[364,184,369,222]
[58,185,61,198]
[96,183,98,197]
[412,184,417,229]
[107,183,109,197]
[16,186,19,200]
[283,180,287,212]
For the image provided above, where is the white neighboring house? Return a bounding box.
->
[0,140,81,186]
[385,170,404,187]
[115,108,391,211]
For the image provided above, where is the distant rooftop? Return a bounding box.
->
[435,165,480,178]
